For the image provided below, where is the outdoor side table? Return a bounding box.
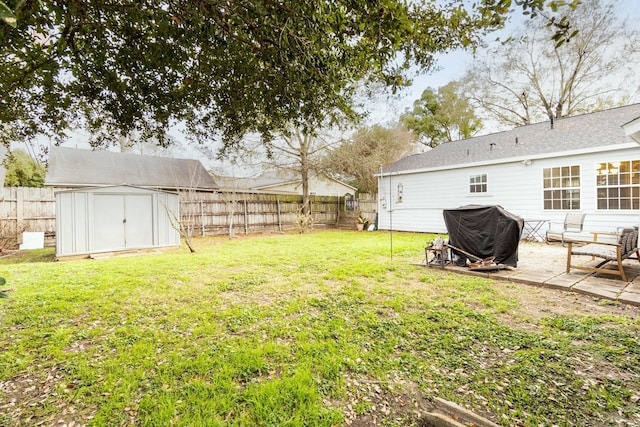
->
[522,219,549,243]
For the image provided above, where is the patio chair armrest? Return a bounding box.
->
[590,231,620,242]
[567,238,621,247]
[546,221,563,229]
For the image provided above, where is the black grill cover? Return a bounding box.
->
[443,205,524,267]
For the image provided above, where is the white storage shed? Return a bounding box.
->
[45,146,219,257]
[55,185,180,257]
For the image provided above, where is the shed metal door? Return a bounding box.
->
[92,194,154,252]
[124,195,154,247]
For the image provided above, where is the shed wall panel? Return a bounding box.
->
[72,192,89,253]
[156,192,179,246]
[56,186,179,257]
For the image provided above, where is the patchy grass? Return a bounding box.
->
[1,230,639,426]
[0,247,55,264]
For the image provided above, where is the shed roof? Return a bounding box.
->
[385,103,640,174]
[45,146,218,190]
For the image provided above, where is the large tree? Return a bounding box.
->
[400,81,482,147]
[462,0,640,127]
[3,149,45,187]
[253,127,340,231]
[1,0,579,149]
[325,125,416,193]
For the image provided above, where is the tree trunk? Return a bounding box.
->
[300,133,311,217]
[299,134,312,233]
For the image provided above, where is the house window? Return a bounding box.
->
[469,174,487,193]
[543,166,580,209]
[596,161,640,210]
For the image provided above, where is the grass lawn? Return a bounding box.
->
[1,230,639,426]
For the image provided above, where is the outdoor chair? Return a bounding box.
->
[546,212,586,246]
[566,227,639,282]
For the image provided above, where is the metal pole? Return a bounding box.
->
[389,170,393,261]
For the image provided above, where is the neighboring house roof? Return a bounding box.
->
[251,173,303,190]
[385,103,640,174]
[45,146,218,190]
[216,171,356,194]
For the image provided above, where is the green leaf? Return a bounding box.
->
[0,1,16,28]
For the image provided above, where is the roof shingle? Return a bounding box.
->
[45,146,218,190]
[385,104,640,173]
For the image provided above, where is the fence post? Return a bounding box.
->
[16,188,24,244]
[277,199,282,231]
[243,199,248,234]
[200,199,205,237]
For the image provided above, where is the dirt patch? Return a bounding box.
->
[0,248,56,264]
[490,281,640,331]
[0,364,95,427]
[341,376,434,426]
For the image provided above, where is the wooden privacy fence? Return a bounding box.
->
[357,192,378,224]
[0,187,57,248]
[178,191,343,236]
[0,187,378,248]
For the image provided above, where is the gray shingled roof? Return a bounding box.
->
[213,171,301,191]
[45,146,218,190]
[385,104,640,174]
[215,171,356,192]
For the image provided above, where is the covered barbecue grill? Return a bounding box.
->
[443,205,524,267]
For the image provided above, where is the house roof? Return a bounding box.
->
[45,146,218,190]
[215,171,356,193]
[250,172,300,190]
[384,103,640,174]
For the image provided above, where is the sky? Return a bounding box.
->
[371,0,640,127]
[44,0,640,175]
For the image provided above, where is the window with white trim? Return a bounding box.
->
[543,166,580,210]
[469,174,487,193]
[596,161,640,210]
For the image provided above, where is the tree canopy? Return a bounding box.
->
[461,0,640,127]
[3,149,45,187]
[1,0,580,149]
[400,81,481,147]
[325,125,416,193]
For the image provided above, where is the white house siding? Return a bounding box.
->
[307,178,355,196]
[261,177,355,196]
[378,145,640,239]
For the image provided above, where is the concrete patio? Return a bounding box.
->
[426,241,640,306]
